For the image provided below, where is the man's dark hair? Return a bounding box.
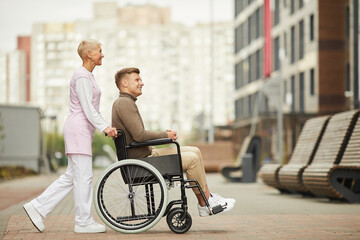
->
[114,67,140,90]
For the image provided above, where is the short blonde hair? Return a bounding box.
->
[114,67,140,90]
[77,39,101,59]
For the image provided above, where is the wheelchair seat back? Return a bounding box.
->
[114,131,128,160]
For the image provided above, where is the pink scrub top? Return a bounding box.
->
[63,67,102,156]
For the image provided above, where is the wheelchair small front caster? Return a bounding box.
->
[166,208,192,234]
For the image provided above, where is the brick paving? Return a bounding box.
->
[1,170,360,239]
[0,188,45,210]
[3,215,360,239]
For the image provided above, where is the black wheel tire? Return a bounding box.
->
[166,208,192,234]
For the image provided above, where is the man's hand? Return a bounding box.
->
[104,126,118,138]
[166,129,178,141]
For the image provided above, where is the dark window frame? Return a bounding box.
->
[299,72,305,112]
[299,20,304,60]
[291,25,295,63]
[310,68,315,96]
[310,14,314,41]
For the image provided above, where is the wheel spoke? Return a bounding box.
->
[95,160,168,233]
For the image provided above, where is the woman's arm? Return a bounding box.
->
[75,77,109,132]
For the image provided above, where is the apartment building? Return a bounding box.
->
[30,3,234,140]
[7,50,27,104]
[0,52,6,103]
[0,37,30,105]
[234,0,353,162]
[31,22,80,122]
[17,36,31,102]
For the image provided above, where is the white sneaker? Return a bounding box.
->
[211,193,236,205]
[23,202,45,232]
[74,222,106,233]
[198,193,235,217]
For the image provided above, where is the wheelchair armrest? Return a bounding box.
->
[129,138,174,148]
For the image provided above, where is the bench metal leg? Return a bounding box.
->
[330,168,360,203]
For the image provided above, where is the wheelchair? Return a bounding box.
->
[94,129,226,234]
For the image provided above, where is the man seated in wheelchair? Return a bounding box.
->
[111,67,235,217]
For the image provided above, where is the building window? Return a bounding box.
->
[248,55,252,84]
[235,62,240,89]
[260,6,264,37]
[248,16,252,45]
[284,32,287,56]
[290,0,295,14]
[250,13,256,43]
[235,98,244,119]
[235,99,239,119]
[240,61,244,87]
[257,48,263,79]
[310,14,314,41]
[299,72,304,112]
[256,7,261,38]
[274,36,280,71]
[235,25,241,53]
[248,94,252,116]
[346,6,350,39]
[299,20,304,60]
[310,68,315,96]
[235,0,243,16]
[284,79,287,102]
[263,95,269,112]
[299,0,304,9]
[251,53,256,82]
[242,98,245,117]
[256,50,261,80]
[291,75,295,112]
[274,0,280,26]
[346,63,351,91]
[291,25,295,63]
[240,23,245,48]
[235,98,240,119]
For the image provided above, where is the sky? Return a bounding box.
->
[0,0,233,53]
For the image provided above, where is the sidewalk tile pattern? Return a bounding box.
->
[3,214,360,240]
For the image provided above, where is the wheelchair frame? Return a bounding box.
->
[94,129,223,234]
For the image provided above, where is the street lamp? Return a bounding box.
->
[208,0,215,144]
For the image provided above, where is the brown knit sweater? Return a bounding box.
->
[111,92,168,158]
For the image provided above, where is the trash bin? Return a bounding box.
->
[242,153,255,182]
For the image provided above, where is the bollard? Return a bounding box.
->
[242,153,255,182]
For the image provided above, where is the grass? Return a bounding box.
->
[0,166,36,181]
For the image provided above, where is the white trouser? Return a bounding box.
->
[31,154,95,226]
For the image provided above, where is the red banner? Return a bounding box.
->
[264,0,272,78]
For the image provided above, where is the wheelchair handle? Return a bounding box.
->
[104,129,125,137]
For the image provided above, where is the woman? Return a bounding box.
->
[23,40,117,234]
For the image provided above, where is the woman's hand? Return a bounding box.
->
[104,126,118,138]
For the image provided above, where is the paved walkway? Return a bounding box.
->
[1,169,360,239]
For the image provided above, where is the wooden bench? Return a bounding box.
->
[326,113,360,203]
[259,115,329,192]
[221,135,261,182]
[277,115,330,193]
[302,110,360,202]
[259,162,283,190]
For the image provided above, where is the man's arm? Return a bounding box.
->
[114,99,168,142]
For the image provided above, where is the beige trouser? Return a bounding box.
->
[150,146,208,194]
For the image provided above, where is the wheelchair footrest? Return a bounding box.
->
[211,204,224,215]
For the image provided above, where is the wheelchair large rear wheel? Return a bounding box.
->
[94,159,168,233]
